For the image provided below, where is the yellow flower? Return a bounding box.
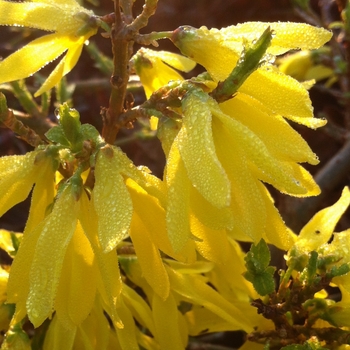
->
[171,22,332,128]
[0,150,54,218]
[162,89,318,249]
[133,48,196,99]
[132,48,195,129]
[156,22,333,249]
[0,0,98,96]
[278,49,335,84]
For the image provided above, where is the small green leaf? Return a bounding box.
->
[252,271,275,296]
[45,126,70,146]
[245,239,271,273]
[80,123,101,142]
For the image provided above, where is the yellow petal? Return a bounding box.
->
[240,66,315,121]
[212,115,267,242]
[258,182,294,250]
[115,298,139,350]
[129,211,170,300]
[152,293,186,350]
[221,22,332,55]
[178,92,230,208]
[22,159,55,235]
[166,266,253,333]
[171,25,240,83]
[296,187,350,251]
[78,191,123,328]
[0,151,43,217]
[74,299,111,350]
[34,36,85,96]
[0,34,72,85]
[155,50,196,72]
[211,100,311,196]
[27,184,79,327]
[55,221,97,328]
[43,314,76,350]
[0,1,91,34]
[190,215,230,264]
[190,185,234,230]
[126,178,196,263]
[122,284,155,335]
[219,94,319,165]
[165,139,192,252]
[93,146,133,253]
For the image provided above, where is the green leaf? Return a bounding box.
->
[245,239,271,273]
[244,239,276,296]
[45,125,70,146]
[252,270,275,296]
[80,123,101,142]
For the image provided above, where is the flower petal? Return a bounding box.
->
[34,36,85,96]
[296,187,350,251]
[152,292,187,350]
[129,211,170,300]
[166,139,192,253]
[166,266,253,333]
[155,50,196,72]
[211,100,312,196]
[27,184,79,327]
[0,1,91,34]
[42,314,76,350]
[78,191,123,328]
[221,22,332,55]
[240,66,316,121]
[219,94,319,165]
[212,116,267,242]
[178,92,231,208]
[55,221,97,328]
[0,33,71,85]
[93,146,133,253]
[0,150,52,218]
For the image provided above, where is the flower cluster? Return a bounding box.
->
[0,1,346,349]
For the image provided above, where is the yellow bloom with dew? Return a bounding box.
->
[171,22,332,128]
[162,88,318,249]
[132,48,196,129]
[0,0,99,96]
[154,22,333,249]
[133,48,196,99]
[278,48,335,84]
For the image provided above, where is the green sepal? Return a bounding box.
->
[57,104,83,152]
[307,251,318,280]
[211,26,273,102]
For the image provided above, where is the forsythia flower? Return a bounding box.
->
[0,0,99,96]
[154,22,333,249]
[278,49,335,84]
[132,48,196,129]
[171,22,332,128]
[133,48,196,99]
